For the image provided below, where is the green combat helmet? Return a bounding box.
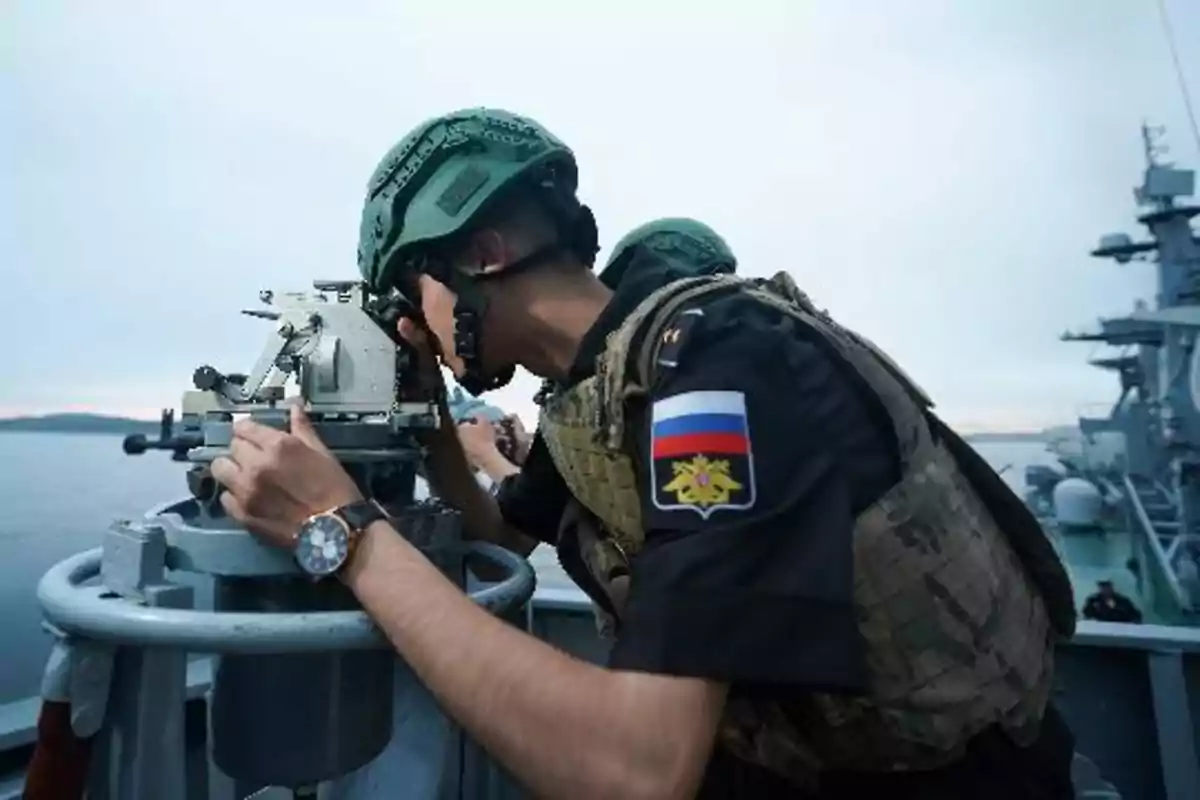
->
[598,217,737,290]
[357,107,599,394]
[533,218,738,408]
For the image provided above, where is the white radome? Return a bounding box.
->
[1052,477,1104,528]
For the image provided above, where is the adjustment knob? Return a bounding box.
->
[193,365,223,391]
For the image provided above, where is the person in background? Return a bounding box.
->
[529,216,738,407]
[599,216,738,289]
[1082,580,1143,623]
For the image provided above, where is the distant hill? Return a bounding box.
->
[963,431,1052,443]
[0,412,1073,443]
[0,413,159,436]
[1041,424,1080,440]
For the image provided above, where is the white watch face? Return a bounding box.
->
[295,515,350,576]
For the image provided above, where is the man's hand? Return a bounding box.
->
[397,316,447,399]
[458,417,522,483]
[502,413,533,466]
[397,316,472,460]
[457,416,501,468]
[211,404,363,546]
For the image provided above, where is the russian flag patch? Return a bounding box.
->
[649,390,756,517]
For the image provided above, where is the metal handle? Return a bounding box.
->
[38,542,535,654]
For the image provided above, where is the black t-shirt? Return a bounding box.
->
[494,432,569,545]
[498,273,1075,799]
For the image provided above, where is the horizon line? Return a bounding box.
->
[0,406,1076,437]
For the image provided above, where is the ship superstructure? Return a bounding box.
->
[1042,125,1200,624]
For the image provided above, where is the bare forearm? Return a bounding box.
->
[455,478,538,556]
[345,526,714,799]
[477,450,521,484]
[422,417,481,506]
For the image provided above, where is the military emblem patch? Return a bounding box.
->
[650,390,756,517]
[656,307,703,369]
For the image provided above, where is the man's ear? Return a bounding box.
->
[468,228,509,277]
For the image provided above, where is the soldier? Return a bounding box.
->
[601,216,738,289]
[1082,579,1143,624]
[212,107,1079,799]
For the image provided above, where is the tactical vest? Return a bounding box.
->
[537,273,1077,782]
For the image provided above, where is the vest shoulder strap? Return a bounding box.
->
[594,275,739,449]
[598,271,936,448]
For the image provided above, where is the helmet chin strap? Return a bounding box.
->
[447,278,512,395]
[454,303,515,394]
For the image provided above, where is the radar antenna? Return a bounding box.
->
[1142,122,1170,168]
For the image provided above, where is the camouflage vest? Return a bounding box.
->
[555,499,629,639]
[538,273,1076,781]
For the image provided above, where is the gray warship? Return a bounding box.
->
[0,138,1196,800]
[1023,123,1200,629]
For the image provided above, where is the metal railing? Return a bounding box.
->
[2,585,1199,800]
[1122,473,1194,612]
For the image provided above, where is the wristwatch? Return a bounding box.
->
[293,499,388,578]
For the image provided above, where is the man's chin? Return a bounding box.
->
[441,355,515,394]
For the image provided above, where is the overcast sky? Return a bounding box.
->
[3,1,1199,431]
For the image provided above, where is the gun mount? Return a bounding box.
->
[35,280,536,797]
